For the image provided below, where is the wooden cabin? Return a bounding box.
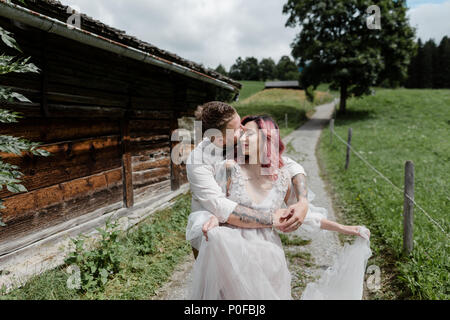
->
[0,0,240,274]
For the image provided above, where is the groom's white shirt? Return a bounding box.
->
[185,137,307,250]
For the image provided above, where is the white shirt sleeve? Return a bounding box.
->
[186,162,238,223]
[282,156,307,178]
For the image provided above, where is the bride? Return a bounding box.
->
[187,115,371,300]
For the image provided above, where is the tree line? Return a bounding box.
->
[404,36,450,89]
[217,35,450,90]
[215,55,300,81]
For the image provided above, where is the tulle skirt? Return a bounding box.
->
[301,228,372,300]
[185,188,372,300]
[187,225,292,300]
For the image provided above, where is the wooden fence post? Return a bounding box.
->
[403,160,414,254]
[330,119,334,145]
[345,127,352,170]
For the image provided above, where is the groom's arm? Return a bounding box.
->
[187,162,281,229]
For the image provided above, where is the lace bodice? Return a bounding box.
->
[222,161,290,214]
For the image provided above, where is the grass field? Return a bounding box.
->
[236,80,266,101]
[317,88,449,299]
[233,85,334,137]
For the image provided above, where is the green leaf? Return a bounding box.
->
[6,183,27,193]
[10,92,31,103]
[0,108,23,122]
[0,26,22,52]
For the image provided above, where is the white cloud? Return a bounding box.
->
[407,0,450,42]
[63,0,298,70]
[60,0,450,71]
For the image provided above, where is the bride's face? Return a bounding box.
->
[240,121,260,159]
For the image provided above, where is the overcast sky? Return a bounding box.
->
[62,0,450,70]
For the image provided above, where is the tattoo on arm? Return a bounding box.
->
[232,204,273,226]
[292,173,308,200]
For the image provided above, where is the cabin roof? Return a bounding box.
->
[2,0,241,92]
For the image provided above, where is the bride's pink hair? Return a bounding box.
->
[241,115,285,180]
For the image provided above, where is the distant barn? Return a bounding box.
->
[265,81,301,89]
[0,0,240,280]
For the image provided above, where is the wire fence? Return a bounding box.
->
[328,122,449,239]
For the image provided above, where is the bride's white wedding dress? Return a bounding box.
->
[186,160,372,300]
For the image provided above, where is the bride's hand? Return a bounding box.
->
[272,208,290,229]
[202,215,219,241]
[346,226,371,240]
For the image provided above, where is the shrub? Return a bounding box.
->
[305,85,315,102]
[64,219,123,293]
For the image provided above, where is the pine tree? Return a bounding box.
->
[437,36,450,88]
[421,40,435,88]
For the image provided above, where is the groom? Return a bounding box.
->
[185,101,310,258]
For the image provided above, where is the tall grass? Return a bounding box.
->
[318,88,449,299]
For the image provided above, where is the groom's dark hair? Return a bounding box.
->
[195,101,237,134]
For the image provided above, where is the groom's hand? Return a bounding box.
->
[278,199,309,232]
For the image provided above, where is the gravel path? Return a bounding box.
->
[152,99,343,300]
[282,99,342,298]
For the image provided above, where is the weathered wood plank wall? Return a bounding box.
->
[0,17,228,255]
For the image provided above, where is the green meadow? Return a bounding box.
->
[233,83,334,137]
[318,88,449,299]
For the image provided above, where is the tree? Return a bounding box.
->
[405,37,450,89]
[214,64,228,76]
[229,57,244,80]
[405,39,420,88]
[430,40,440,88]
[0,24,50,226]
[276,55,299,80]
[229,56,260,80]
[421,39,435,88]
[240,57,260,80]
[259,58,277,81]
[436,36,450,88]
[283,0,415,114]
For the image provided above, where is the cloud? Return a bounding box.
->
[407,0,450,42]
[61,0,450,71]
[63,0,298,70]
